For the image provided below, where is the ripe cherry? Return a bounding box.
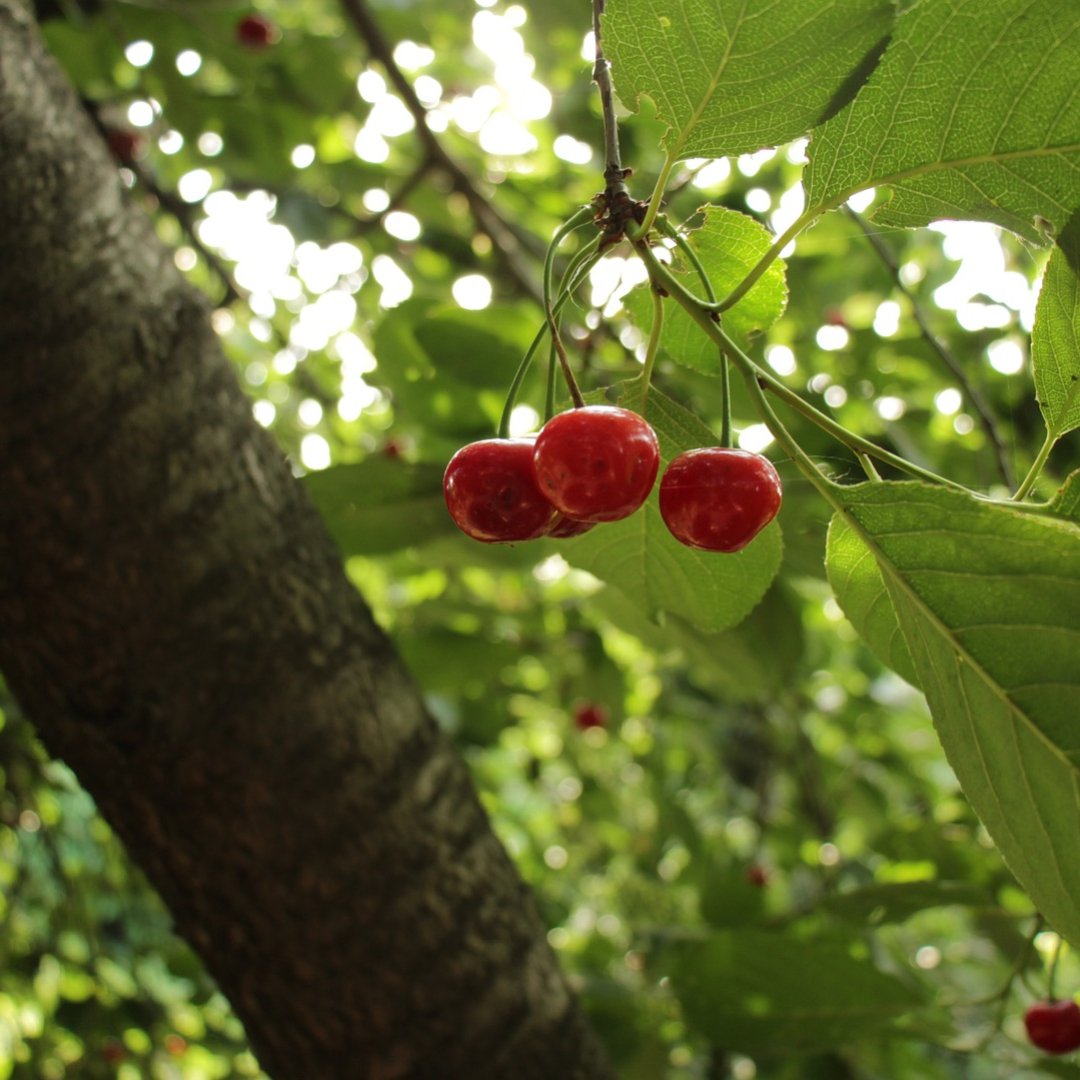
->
[546,513,595,538]
[106,129,142,165]
[533,406,659,523]
[235,13,277,49]
[659,447,781,553]
[1024,999,1080,1055]
[745,864,769,888]
[443,438,556,543]
[573,702,608,730]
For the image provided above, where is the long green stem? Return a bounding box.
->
[639,153,677,235]
[498,233,603,437]
[658,216,731,446]
[1013,430,1057,501]
[640,286,664,408]
[713,208,818,312]
[633,238,971,494]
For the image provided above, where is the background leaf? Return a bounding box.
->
[1032,210,1080,440]
[624,207,787,374]
[804,0,1080,241]
[660,930,922,1054]
[561,381,782,632]
[304,458,453,555]
[604,0,894,161]
[834,482,1080,945]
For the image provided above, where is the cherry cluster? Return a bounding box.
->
[443,404,782,552]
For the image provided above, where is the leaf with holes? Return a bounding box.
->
[805,0,1080,241]
[604,0,893,162]
[831,482,1080,944]
[560,381,782,633]
[1033,210,1080,441]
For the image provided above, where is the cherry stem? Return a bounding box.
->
[632,236,974,494]
[640,285,664,408]
[498,231,602,437]
[1047,932,1064,1002]
[1013,430,1057,501]
[658,216,732,447]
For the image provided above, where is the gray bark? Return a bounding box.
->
[0,3,616,1077]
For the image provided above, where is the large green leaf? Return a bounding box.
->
[661,930,921,1054]
[624,208,788,374]
[826,514,920,687]
[1032,211,1080,441]
[823,881,990,926]
[805,0,1080,241]
[304,458,453,555]
[831,482,1080,944]
[604,0,893,161]
[561,381,782,633]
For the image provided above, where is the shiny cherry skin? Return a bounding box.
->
[660,448,782,552]
[235,13,277,49]
[533,406,660,523]
[1024,1000,1080,1055]
[443,438,557,543]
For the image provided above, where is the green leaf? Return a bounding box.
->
[624,208,787,374]
[605,0,893,161]
[833,481,1080,945]
[561,381,782,633]
[1032,211,1080,440]
[804,0,1080,241]
[823,881,990,926]
[826,514,920,687]
[304,458,453,555]
[413,304,539,388]
[1051,470,1080,522]
[661,930,921,1054]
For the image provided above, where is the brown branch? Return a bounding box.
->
[847,208,1015,488]
[338,0,543,302]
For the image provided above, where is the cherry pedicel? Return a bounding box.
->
[1024,999,1080,1055]
[533,405,660,523]
[443,438,557,543]
[659,447,782,553]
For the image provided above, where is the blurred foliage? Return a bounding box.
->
[5,0,1080,1077]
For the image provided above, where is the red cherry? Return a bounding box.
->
[659,448,781,553]
[573,702,608,730]
[443,438,556,543]
[1024,999,1080,1055]
[235,13,277,49]
[533,406,659,523]
[106,129,142,165]
[546,513,595,538]
[382,438,404,459]
[745,864,769,888]
[101,1040,126,1064]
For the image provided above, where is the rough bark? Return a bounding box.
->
[0,4,616,1077]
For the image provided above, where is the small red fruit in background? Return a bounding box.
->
[235,13,277,49]
[1024,999,1080,1055]
[533,405,659,523]
[106,128,142,165]
[164,1034,188,1056]
[382,437,404,459]
[101,1039,126,1064]
[443,438,556,543]
[573,702,608,730]
[659,447,782,553]
[745,864,769,888]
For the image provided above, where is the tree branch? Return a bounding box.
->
[847,208,1015,488]
[339,0,543,302]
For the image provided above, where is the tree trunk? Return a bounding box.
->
[0,4,615,1077]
